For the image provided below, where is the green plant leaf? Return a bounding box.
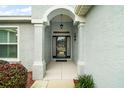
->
[74,74,95,88]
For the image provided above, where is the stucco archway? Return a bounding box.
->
[42,6,76,25]
[43,6,77,61]
[33,6,85,80]
[43,6,78,80]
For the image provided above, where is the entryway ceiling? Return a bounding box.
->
[51,14,73,22]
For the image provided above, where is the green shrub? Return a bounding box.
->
[75,74,95,88]
[0,60,9,65]
[0,63,27,88]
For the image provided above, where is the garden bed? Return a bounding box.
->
[0,60,35,88]
[26,71,35,88]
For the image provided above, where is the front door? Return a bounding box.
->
[52,36,71,58]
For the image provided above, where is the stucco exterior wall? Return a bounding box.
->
[83,5,124,87]
[32,5,53,19]
[32,5,75,20]
[0,23,34,71]
[45,26,51,64]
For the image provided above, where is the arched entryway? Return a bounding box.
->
[43,7,78,80]
[44,6,76,61]
[33,6,85,80]
[44,14,77,80]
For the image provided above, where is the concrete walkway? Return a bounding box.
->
[31,61,77,88]
[44,62,77,80]
[31,80,75,88]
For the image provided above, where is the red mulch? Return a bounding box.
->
[26,71,35,88]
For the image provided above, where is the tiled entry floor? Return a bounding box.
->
[43,61,77,80]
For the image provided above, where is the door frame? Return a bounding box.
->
[52,35,72,60]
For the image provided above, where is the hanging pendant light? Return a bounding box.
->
[60,14,63,30]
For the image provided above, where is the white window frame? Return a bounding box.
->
[0,26,20,62]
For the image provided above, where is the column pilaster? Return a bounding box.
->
[33,23,46,80]
[77,22,85,75]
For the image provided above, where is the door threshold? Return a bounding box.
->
[56,60,67,62]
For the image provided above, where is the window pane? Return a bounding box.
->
[0,28,17,58]
[0,30,7,43]
[9,32,17,43]
[8,45,17,58]
[0,45,7,58]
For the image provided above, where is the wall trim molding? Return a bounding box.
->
[0,16,31,22]
[75,5,92,16]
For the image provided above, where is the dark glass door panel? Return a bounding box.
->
[56,36,66,58]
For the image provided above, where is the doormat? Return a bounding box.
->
[56,60,67,62]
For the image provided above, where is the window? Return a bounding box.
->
[0,27,17,58]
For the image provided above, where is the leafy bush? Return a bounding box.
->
[75,74,95,88]
[0,63,27,88]
[0,60,9,65]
